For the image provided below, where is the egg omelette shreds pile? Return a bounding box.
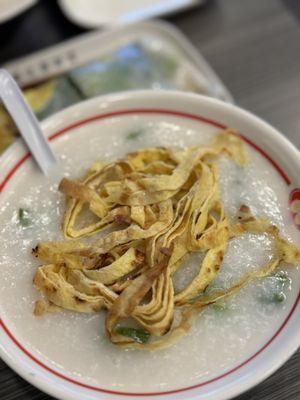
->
[32,129,300,349]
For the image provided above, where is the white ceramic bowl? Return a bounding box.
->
[0,91,299,400]
[0,0,36,24]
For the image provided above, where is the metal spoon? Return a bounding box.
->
[0,69,57,175]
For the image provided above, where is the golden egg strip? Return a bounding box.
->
[32,129,300,350]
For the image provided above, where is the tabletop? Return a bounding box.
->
[0,0,299,399]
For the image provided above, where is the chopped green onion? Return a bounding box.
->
[18,208,31,227]
[126,130,144,140]
[258,291,286,304]
[212,302,227,312]
[115,326,150,344]
[272,292,286,303]
[274,271,290,283]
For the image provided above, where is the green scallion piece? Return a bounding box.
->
[18,208,31,227]
[212,302,227,311]
[274,271,289,283]
[258,291,286,304]
[115,326,150,344]
[126,130,143,140]
[272,292,286,303]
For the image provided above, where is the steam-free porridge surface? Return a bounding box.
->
[0,115,299,391]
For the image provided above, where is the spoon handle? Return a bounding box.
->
[0,69,57,175]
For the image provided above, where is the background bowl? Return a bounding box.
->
[0,90,299,400]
